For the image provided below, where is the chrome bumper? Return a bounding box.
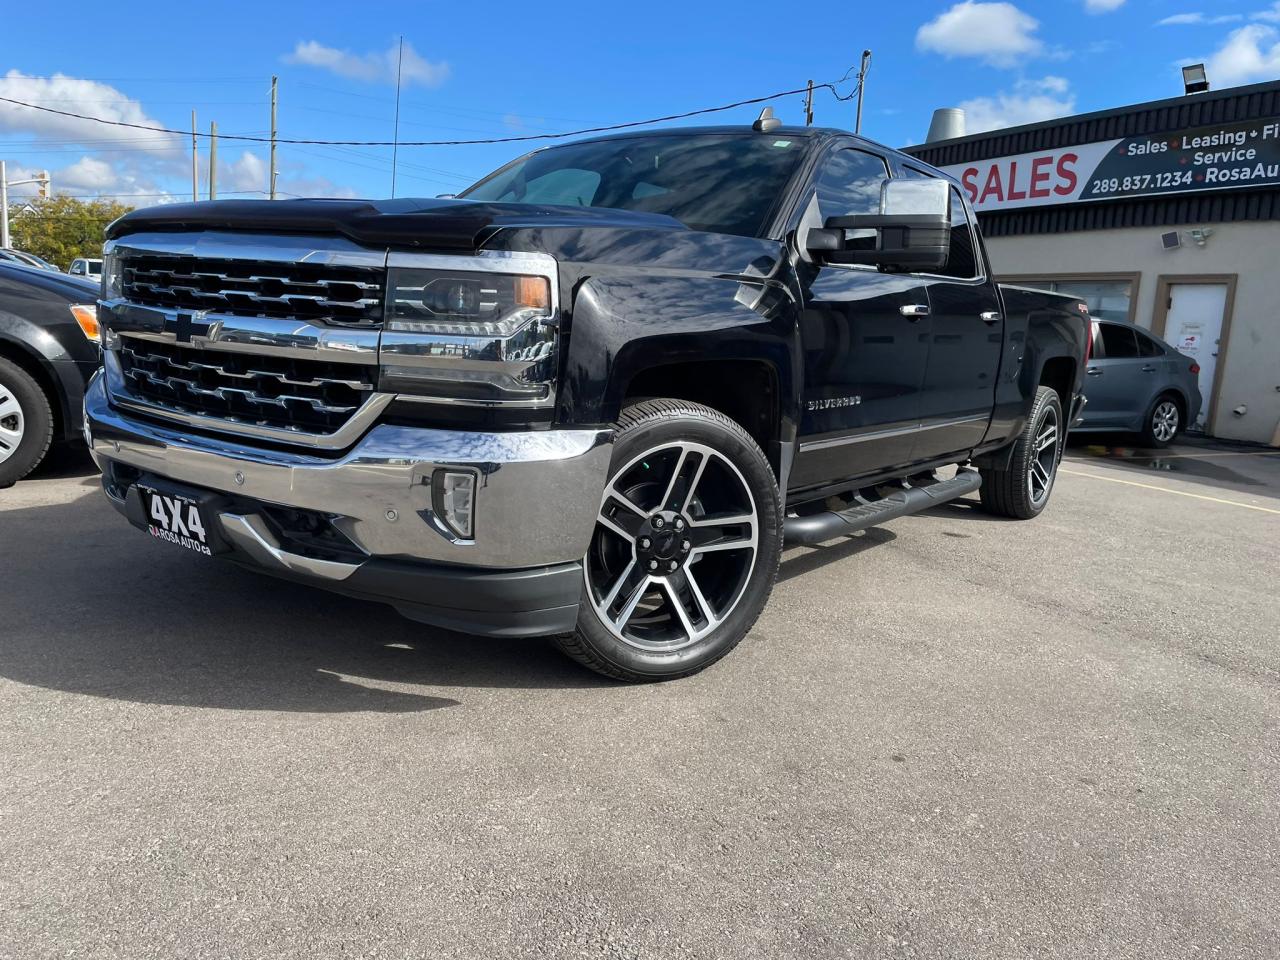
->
[84,371,612,570]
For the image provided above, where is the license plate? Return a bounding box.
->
[140,485,213,556]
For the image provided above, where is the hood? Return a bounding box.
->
[105,197,688,251]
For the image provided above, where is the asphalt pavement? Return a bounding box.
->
[1,437,1278,959]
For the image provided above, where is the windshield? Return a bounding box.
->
[460,133,807,238]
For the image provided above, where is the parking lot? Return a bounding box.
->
[2,438,1278,959]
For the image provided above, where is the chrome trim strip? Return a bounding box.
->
[798,415,990,453]
[102,301,380,365]
[221,513,360,581]
[102,350,393,451]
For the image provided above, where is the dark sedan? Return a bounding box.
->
[0,262,101,486]
[1075,318,1204,448]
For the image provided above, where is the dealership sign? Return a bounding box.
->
[941,117,1280,212]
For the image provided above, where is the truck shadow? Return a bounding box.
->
[0,498,616,714]
[778,526,898,584]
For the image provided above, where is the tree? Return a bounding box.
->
[8,197,134,270]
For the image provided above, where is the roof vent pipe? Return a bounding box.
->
[926,108,966,143]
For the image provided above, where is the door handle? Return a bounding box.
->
[980,311,1002,324]
[899,304,930,319]
[1141,364,1158,372]
[1086,367,1103,377]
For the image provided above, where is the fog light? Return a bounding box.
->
[432,469,477,539]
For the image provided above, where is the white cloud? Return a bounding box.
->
[1085,0,1125,12]
[916,2,1042,68]
[221,151,267,194]
[0,70,180,153]
[1158,12,1244,25]
[284,39,449,87]
[959,76,1077,133]
[1253,3,1280,22]
[1205,24,1280,86]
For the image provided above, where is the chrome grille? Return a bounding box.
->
[120,254,385,327]
[117,338,376,434]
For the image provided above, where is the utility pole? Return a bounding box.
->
[269,76,278,200]
[391,36,404,198]
[0,161,8,249]
[854,49,872,135]
[191,109,198,202]
[1,163,52,249]
[209,121,218,200]
[804,80,814,126]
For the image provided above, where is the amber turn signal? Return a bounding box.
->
[70,304,100,342]
[515,275,550,311]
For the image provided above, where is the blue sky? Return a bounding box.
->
[2,0,1279,206]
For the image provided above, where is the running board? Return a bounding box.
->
[783,469,982,546]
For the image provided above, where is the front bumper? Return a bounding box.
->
[85,372,613,636]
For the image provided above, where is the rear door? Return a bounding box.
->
[911,186,1004,462]
[1085,322,1144,427]
[790,145,933,491]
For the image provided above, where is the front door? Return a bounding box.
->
[1163,282,1228,428]
[913,187,1004,462]
[1086,321,1146,427]
[789,145,933,493]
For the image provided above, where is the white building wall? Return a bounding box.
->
[984,221,1280,445]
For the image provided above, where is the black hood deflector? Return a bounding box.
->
[106,197,687,251]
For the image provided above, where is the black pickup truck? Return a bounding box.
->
[85,118,1089,681]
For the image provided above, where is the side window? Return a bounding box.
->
[814,148,889,221]
[1090,322,1105,359]
[940,187,980,280]
[1099,323,1139,358]
[1137,332,1164,357]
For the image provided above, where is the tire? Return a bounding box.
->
[558,398,782,682]
[978,386,1063,520]
[1139,393,1181,448]
[0,357,55,489]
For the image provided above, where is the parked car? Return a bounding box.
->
[1,248,61,272]
[68,257,103,279]
[85,120,1089,680]
[0,262,101,486]
[1074,318,1203,447]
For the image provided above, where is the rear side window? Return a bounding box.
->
[1099,323,1139,358]
[814,148,888,221]
[1137,332,1164,357]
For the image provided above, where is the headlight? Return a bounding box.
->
[386,267,551,337]
[101,250,123,300]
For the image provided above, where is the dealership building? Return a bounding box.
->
[905,78,1280,446]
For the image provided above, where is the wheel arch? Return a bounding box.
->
[0,331,66,441]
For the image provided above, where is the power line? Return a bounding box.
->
[0,80,852,148]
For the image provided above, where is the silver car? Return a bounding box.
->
[1074,319,1203,447]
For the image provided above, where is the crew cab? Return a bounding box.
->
[84,120,1089,681]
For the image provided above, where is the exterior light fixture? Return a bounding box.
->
[1182,64,1209,95]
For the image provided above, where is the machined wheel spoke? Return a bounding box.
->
[661,446,705,513]
[611,572,652,631]
[1031,460,1052,489]
[0,394,20,420]
[600,558,639,611]
[0,425,20,448]
[662,569,715,640]
[597,490,647,543]
[1036,425,1058,452]
[688,514,756,553]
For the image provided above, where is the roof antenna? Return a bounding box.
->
[753,106,782,133]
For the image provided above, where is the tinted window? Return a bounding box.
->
[461,134,807,238]
[814,148,888,221]
[941,187,979,279]
[1137,332,1164,357]
[1100,323,1139,358]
